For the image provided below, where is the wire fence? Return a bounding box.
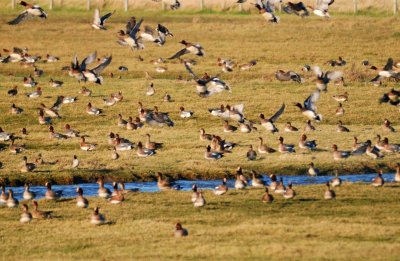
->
[6,0,400,14]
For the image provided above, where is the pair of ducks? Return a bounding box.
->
[20,200,53,223]
[136,134,162,157]
[262,183,296,203]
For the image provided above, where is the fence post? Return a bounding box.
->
[353,0,357,13]
[124,0,128,12]
[49,0,53,10]
[60,0,63,7]
[221,1,225,10]
[239,3,243,12]
[394,0,398,15]
[200,0,204,10]
[86,0,91,10]
[11,0,15,9]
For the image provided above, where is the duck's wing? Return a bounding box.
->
[268,103,285,122]
[81,51,97,71]
[168,48,189,60]
[325,70,343,81]
[91,55,112,75]
[51,96,64,111]
[8,11,32,25]
[232,104,244,114]
[351,144,367,155]
[304,90,320,111]
[383,58,394,71]
[157,24,173,36]
[126,17,136,34]
[317,0,333,11]
[312,66,323,78]
[129,18,143,38]
[100,10,115,25]
[184,62,198,79]
[93,8,100,24]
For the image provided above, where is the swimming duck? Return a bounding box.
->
[8,1,47,25]
[239,60,257,71]
[251,170,265,188]
[140,25,167,46]
[299,134,317,150]
[76,187,89,208]
[324,182,336,200]
[275,70,302,83]
[234,167,247,189]
[214,178,228,195]
[394,165,400,182]
[23,183,35,200]
[137,142,155,157]
[308,162,319,176]
[283,182,296,199]
[91,207,109,225]
[383,119,395,132]
[312,66,343,92]
[23,74,37,87]
[337,121,350,132]
[8,86,18,96]
[49,126,68,140]
[180,107,193,118]
[193,191,206,207]
[278,136,295,153]
[174,223,188,237]
[294,90,321,122]
[284,122,299,132]
[20,204,32,223]
[247,145,257,160]
[6,189,18,208]
[116,18,144,50]
[335,103,345,116]
[157,172,172,190]
[45,182,62,200]
[283,1,309,16]
[333,92,348,102]
[330,170,342,187]
[204,145,223,160]
[168,40,205,59]
[92,9,114,30]
[97,178,111,199]
[332,144,350,160]
[86,102,102,115]
[146,83,155,96]
[262,187,274,203]
[31,200,52,219]
[80,137,96,151]
[21,156,36,173]
[253,0,280,23]
[258,137,276,154]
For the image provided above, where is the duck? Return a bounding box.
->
[191,184,199,202]
[97,178,111,199]
[80,137,96,151]
[118,182,139,194]
[115,137,134,151]
[64,124,80,138]
[103,95,116,106]
[251,170,265,188]
[31,200,52,219]
[86,102,102,115]
[214,178,228,195]
[284,122,299,132]
[163,93,172,102]
[304,120,316,132]
[326,56,346,67]
[79,87,92,96]
[46,54,59,63]
[20,204,32,223]
[330,170,342,187]
[146,83,155,96]
[394,165,400,182]
[49,78,63,88]
[324,182,336,200]
[0,185,8,204]
[117,114,128,128]
[21,156,36,173]
[109,184,124,204]
[45,182,62,200]
[126,117,136,130]
[174,223,188,237]
[312,66,343,91]
[90,207,109,225]
[40,103,60,118]
[383,119,395,132]
[274,177,286,194]
[308,162,319,176]
[111,147,119,160]
[9,138,25,154]
[23,183,35,200]
[372,169,385,187]
[157,172,172,190]
[262,187,274,203]
[76,187,89,208]
[269,174,279,190]
[234,167,247,190]
[336,121,350,132]
[239,121,256,133]
[366,141,383,159]
[333,92,348,102]
[204,145,223,160]
[92,8,114,30]
[278,136,295,153]
[33,66,43,77]
[8,1,47,25]
[71,155,79,169]
[210,136,234,153]
[335,103,345,116]
[382,137,400,153]
[253,0,280,23]
[49,126,68,140]
[6,189,19,208]
[193,191,206,207]
[294,90,321,122]
[375,135,386,151]
[199,128,213,141]
[117,18,144,50]
[8,85,18,96]
[23,74,37,87]
[275,70,302,83]
[11,103,23,114]
[140,25,167,46]
[258,137,276,154]
[283,182,296,199]
[145,134,162,150]
[179,107,193,118]
[283,1,309,16]
[223,120,237,133]
[137,142,155,157]
[332,144,350,160]
[168,40,205,60]
[238,60,257,71]
[246,145,257,160]
[299,134,317,150]
[0,127,13,141]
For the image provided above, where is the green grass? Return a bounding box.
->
[0,11,399,186]
[0,183,399,260]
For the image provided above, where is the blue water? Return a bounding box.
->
[2,173,397,201]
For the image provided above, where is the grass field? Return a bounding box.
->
[0,10,399,186]
[0,183,399,260]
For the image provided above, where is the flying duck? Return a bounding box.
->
[283,2,309,16]
[312,66,343,92]
[117,18,144,50]
[294,90,322,122]
[92,9,115,30]
[168,40,205,59]
[259,103,285,133]
[8,1,47,25]
[253,0,280,23]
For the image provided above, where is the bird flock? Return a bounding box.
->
[1,1,400,233]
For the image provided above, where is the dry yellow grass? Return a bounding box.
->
[0,11,399,185]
